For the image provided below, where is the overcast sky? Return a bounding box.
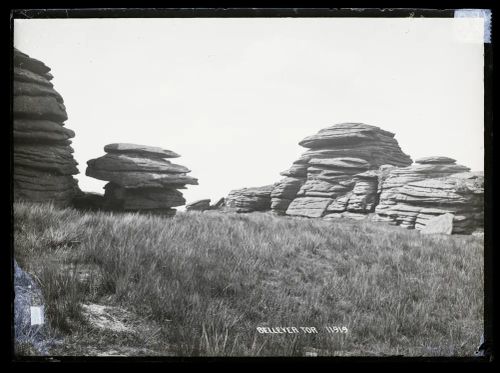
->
[14,17,485,207]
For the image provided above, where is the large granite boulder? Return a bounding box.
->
[375,157,483,234]
[86,143,197,216]
[272,123,412,217]
[225,185,274,213]
[13,48,81,206]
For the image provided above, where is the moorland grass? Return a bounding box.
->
[13,202,484,356]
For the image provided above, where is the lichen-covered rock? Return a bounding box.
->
[225,185,274,213]
[13,48,80,206]
[86,143,197,216]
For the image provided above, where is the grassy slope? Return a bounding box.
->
[13,202,483,356]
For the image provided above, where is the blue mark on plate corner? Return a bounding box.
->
[454,9,492,43]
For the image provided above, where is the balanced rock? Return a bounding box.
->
[86,143,197,216]
[273,123,412,217]
[375,157,483,234]
[225,185,274,213]
[13,48,80,206]
[186,199,211,211]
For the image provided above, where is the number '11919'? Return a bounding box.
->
[325,326,348,333]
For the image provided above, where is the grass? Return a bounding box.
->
[13,201,484,356]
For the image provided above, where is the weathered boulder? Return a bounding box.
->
[272,123,412,218]
[225,185,274,213]
[13,48,80,207]
[375,156,483,234]
[186,199,211,211]
[86,143,197,216]
[420,213,454,235]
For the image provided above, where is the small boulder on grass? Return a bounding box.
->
[420,213,454,235]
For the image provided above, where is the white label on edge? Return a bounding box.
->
[30,306,44,326]
[454,9,492,44]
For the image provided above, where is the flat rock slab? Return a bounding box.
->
[14,119,74,142]
[87,153,189,174]
[308,157,372,169]
[104,143,180,159]
[420,213,454,235]
[14,95,68,122]
[415,156,457,164]
[14,81,64,103]
[14,67,53,87]
[86,168,198,188]
[286,197,332,218]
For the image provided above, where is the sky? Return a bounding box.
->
[13,17,485,208]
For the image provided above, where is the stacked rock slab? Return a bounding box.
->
[375,156,483,234]
[225,185,274,213]
[273,123,413,218]
[13,48,80,206]
[86,143,197,216]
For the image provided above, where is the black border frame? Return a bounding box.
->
[4,5,496,366]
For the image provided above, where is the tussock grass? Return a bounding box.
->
[13,202,483,356]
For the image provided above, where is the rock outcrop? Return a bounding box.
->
[13,48,80,206]
[375,157,483,234]
[86,143,197,216]
[225,185,274,213]
[273,123,413,217]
